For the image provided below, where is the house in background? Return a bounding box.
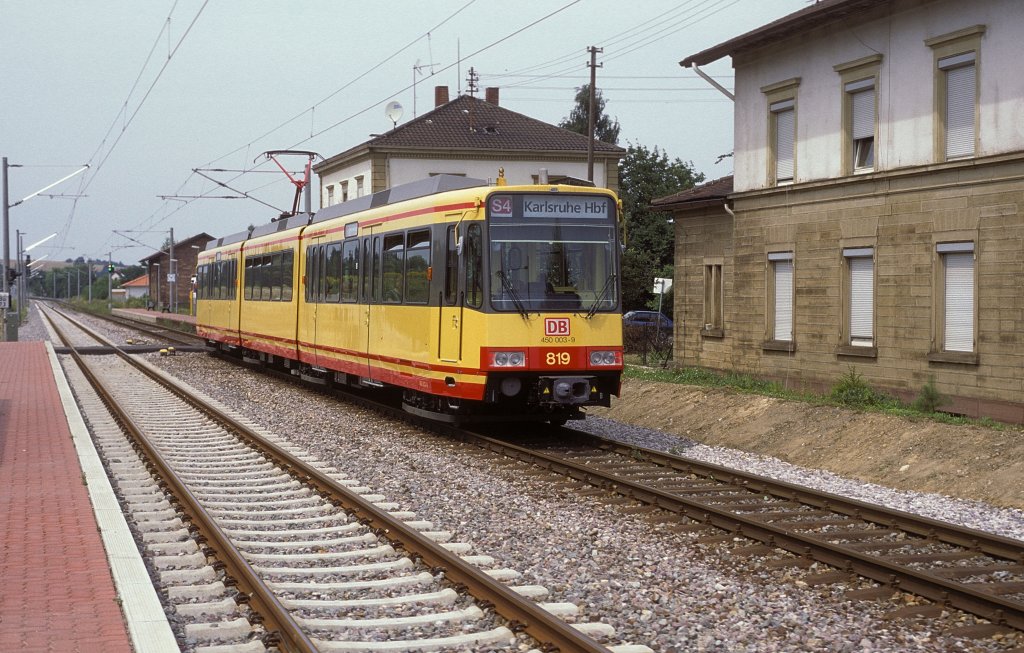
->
[112,273,150,303]
[656,0,1024,422]
[314,86,625,205]
[140,232,214,311]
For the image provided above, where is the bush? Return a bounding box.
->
[829,367,896,408]
[913,375,945,413]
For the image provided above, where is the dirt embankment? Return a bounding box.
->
[591,378,1024,509]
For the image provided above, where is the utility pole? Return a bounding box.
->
[169,228,175,313]
[2,158,10,339]
[88,260,92,302]
[107,252,112,310]
[586,46,603,183]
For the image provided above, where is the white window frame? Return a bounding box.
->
[355,175,365,198]
[847,79,876,173]
[702,261,724,334]
[771,100,795,185]
[341,180,349,202]
[325,184,335,206]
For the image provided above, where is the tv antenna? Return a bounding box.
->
[385,101,404,129]
[412,59,436,117]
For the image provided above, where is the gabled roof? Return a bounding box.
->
[681,0,891,67]
[315,94,625,172]
[652,175,734,210]
[121,274,149,288]
[139,232,214,264]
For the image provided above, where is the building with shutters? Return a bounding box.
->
[313,86,625,204]
[654,0,1024,422]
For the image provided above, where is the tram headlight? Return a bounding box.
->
[589,350,619,366]
[491,350,526,368]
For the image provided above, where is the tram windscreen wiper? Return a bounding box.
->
[497,270,529,318]
[586,272,616,319]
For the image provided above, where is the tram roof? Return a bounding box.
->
[309,175,489,226]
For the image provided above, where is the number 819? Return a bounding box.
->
[546,351,571,366]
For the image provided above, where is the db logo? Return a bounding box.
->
[544,317,570,336]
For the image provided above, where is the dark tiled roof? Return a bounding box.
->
[317,95,624,170]
[681,0,890,67]
[652,175,733,208]
[138,232,215,263]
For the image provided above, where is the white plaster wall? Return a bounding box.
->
[732,0,1024,193]
[320,161,373,207]
[387,158,604,188]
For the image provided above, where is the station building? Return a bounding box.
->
[655,0,1024,422]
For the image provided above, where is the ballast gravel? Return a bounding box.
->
[141,351,1024,653]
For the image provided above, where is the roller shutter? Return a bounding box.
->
[774,108,795,182]
[943,252,974,352]
[943,60,975,159]
[773,259,793,341]
[848,255,874,345]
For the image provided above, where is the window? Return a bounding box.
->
[940,53,976,159]
[465,223,483,309]
[341,240,359,302]
[355,175,365,198]
[938,242,975,353]
[835,55,882,175]
[444,225,458,305]
[847,79,875,172]
[926,25,984,162]
[771,100,795,184]
[843,248,874,348]
[405,229,431,304]
[768,251,794,343]
[341,181,349,202]
[324,244,342,302]
[382,234,404,303]
[246,250,293,302]
[703,262,723,333]
[326,185,335,206]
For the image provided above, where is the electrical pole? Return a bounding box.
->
[169,227,175,313]
[2,158,10,339]
[107,252,112,310]
[587,46,603,183]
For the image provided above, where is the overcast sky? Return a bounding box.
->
[1,0,807,265]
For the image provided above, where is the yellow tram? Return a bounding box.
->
[196,175,623,423]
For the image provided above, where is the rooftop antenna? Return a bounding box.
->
[256,150,321,219]
[385,101,404,129]
[412,59,436,117]
[466,66,479,97]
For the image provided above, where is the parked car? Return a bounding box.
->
[622,310,673,331]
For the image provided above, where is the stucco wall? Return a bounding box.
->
[733,0,1024,192]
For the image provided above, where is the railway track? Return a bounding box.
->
[42,305,651,653]
[462,427,1024,638]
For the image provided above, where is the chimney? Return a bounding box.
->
[435,85,449,107]
[485,87,499,106]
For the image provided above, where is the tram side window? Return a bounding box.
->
[361,238,371,303]
[281,250,293,301]
[372,236,383,303]
[270,253,283,301]
[382,234,404,304]
[341,240,359,302]
[465,223,483,309]
[444,225,458,305]
[219,261,230,299]
[406,229,430,304]
[325,243,342,302]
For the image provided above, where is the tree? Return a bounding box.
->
[559,83,621,145]
[618,143,704,312]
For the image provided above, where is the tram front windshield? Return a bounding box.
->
[488,193,618,313]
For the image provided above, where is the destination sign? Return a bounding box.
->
[522,195,610,219]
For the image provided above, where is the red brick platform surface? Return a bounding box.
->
[0,342,133,652]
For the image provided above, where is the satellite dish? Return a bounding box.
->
[385,101,404,128]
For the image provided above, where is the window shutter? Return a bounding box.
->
[774,259,793,341]
[851,88,875,140]
[945,63,975,158]
[848,256,873,344]
[775,108,795,181]
[943,252,974,352]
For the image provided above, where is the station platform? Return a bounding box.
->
[0,341,177,652]
[112,306,196,328]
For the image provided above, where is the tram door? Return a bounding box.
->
[308,238,324,368]
[364,227,382,379]
[439,222,463,363]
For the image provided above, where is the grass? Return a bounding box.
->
[622,361,1013,431]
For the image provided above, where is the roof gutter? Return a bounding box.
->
[684,63,734,102]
